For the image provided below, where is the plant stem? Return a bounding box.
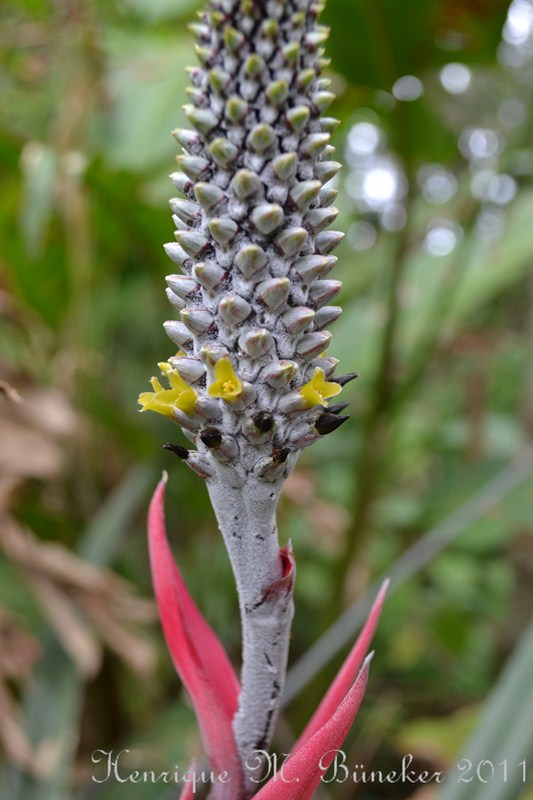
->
[207,478,294,796]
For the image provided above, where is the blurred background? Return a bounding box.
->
[1,0,533,798]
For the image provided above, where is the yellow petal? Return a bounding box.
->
[138,391,156,409]
[176,386,197,414]
[209,358,243,401]
[139,397,174,418]
[321,381,342,400]
[214,357,235,382]
[299,368,341,407]
[300,385,324,406]
[167,369,189,393]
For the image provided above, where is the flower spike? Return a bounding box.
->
[141,0,375,789]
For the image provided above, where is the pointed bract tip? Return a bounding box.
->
[327,401,350,415]
[315,413,350,435]
[377,576,391,600]
[336,372,358,386]
[163,442,190,460]
[363,650,375,668]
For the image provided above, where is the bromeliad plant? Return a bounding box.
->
[140,1,387,797]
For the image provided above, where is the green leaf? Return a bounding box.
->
[19,144,57,259]
[119,0,201,21]
[439,616,533,800]
[323,0,509,90]
[102,31,194,171]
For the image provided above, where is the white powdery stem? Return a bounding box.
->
[207,477,295,795]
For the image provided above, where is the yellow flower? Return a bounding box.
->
[299,367,341,407]
[138,363,197,417]
[208,357,243,401]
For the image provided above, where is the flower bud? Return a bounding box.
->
[176,154,211,181]
[175,230,212,259]
[180,307,215,335]
[166,287,185,310]
[183,104,219,135]
[309,279,342,308]
[219,294,253,326]
[315,231,344,254]
[166,274,198,299]
[170,171,193,195]
[286,106,311,132]
[300,132,330,159]
[290,180,322,210]
[282,307,315,334]
[314,305,342,330]
[315,161,341,183]
[208,137,239,167]
[249,123,277,152]
[193,262,225,290]
[276,227,308,257]
[297,331,332,362]
[169,198,202,226]
[231,169,262,200]
[164,242,193,269]
[164,320,193,347]
[208,217,239,246]
[235,244,267,278]
[319,186,338,207]
[305,207,339,233]
[256,278,290,310]
[262,360,299,389]
[272,152,298,181]
[194,182,226,210]
[169,356,206,384]
[292,254,330,284]
[238,328,274,359]
[251,204,284,235]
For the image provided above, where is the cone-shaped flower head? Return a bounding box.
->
[139,0,347,485]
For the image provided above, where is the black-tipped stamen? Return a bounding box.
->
[327,401,350,415]
[163,442,190,460]
[335,372,358,386]
[200,427,223,449]
[253,411,275,433]
[315,413,350,435]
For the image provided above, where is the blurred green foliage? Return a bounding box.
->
[1,0,533,798]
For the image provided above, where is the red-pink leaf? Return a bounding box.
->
[258,542,296,605]
[178,762,197,800]
[254,654,372,800]
[294,578,389,750]
[148,474,242,792]
[178,781,195,800]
